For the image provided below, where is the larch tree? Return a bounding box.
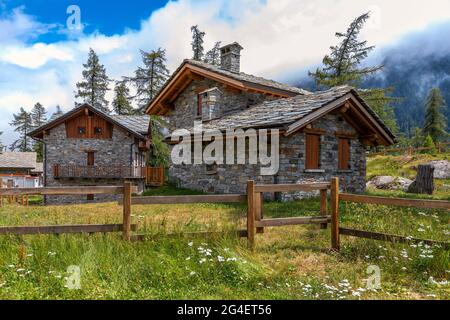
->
[129,48,170,114]
[423,88,448,142]
[112,81,135,115]
[309,12,398,134]
[204,41,222,66]
[9,107,33,152]
[76,48,111,113]
[30,102,48,161]
[191,25,205,61]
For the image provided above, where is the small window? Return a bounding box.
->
[94,127,103,134]
[305,134,320,169]
[338,138,351,170]
[78,127,86,135]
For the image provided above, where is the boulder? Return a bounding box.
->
[367,176,413,191]
[427,160,450,179]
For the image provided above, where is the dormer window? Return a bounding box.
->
[94,127,103,134]
[78,127,86,135]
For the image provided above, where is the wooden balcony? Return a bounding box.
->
[53,165,146,179]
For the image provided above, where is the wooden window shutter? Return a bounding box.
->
[305,134,320,169]
[197,94,203,116]
[338,138,350,170]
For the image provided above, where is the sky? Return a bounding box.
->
[1,0,450,146]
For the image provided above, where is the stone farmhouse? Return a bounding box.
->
[146,42,396,198]
[29,104,151,204]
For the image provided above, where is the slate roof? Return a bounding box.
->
[187,85,395,141]
[185,59,310,95]
[111,115,150,135]
[31,162,43,173]
[0,152,37,169]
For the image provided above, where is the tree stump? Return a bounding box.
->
[407,164,435,195]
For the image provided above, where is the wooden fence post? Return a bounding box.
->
[331,177,340,251]
[247,180,256,251]
[255,192,264,234]
[122,182,132,241]
[320,189,328,229]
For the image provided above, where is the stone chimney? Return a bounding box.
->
[220,42,243,73]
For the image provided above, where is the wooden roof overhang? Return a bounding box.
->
[29,104,147,141]
[146,63,299,116]
[284,93,395,147]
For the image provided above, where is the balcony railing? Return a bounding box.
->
[53,165,146,179]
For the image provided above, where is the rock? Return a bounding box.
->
[427,160,450,179]
[367,176,413,191]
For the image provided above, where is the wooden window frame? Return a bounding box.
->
[338,137,351,170]
[305,133,321,170]
[197,93,203,117]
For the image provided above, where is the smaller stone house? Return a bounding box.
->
[0,152,42,188]
[29,104,151,204]
[146,42,396,199]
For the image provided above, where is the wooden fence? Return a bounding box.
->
[369,141,450,157]
[0,184,136,240]
[330,177,450,250]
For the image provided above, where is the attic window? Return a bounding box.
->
[94,127,103,134]
[78,127,86,135]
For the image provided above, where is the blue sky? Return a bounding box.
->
[1,0,450,147]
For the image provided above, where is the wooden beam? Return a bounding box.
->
[339,193,450,210]
[339,228,449,249]
[255,183,330,193]
[255,216,330,228]
[0,224,137,236]
[247,180,256,251]
[119,194,247,205]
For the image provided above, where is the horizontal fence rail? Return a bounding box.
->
[339,193,450,210]
[254,216,331,228]
[0,224,137,236]
[120,194,247,205]
[254,182,330,193]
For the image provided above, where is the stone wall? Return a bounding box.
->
[44,123,145,205]
[169,113,366,200]
[168,78,276,132]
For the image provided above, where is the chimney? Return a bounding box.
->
[220,42,243,73]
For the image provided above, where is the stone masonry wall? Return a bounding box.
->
[44,123,145,205]
[169,113,366,200]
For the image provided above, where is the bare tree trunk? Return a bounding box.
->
[407,165,434,195]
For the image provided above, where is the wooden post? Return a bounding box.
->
[320,189,328,229]
[330,177,340,251]
[247,180,256,251]
[255,192,264,234]
[407,164,435,195]
[122,182,132,241]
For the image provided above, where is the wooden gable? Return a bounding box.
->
[65,111,113,139]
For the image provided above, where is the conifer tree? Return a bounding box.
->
[423,88,448,142]
[30,102,47,161]
[204,41,222,66]
[309,12,398,133]
[9,107,33,152]
[112,81,134,115]
[76,48,111,113]
[129,48,170,114]
[191,25,205,61]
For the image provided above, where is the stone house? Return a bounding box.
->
[0,152,42,188]
[29,104,151,204]
[146,42,396,198]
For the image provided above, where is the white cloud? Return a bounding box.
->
[1,0,450,146]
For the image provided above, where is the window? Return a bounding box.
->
[197,93,203,117]
[78,127,86,135]
[94,127,103,134]
[305,134,320,169]
[338,138,351,170]
[87,152,95,166]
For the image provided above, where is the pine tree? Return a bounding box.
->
[423,135,437,154]
[423,88,448,143]
[191,25,205,61]
[129,48,170,114]
[309,12,381,87]
[309,12,398,134]
[148,116,170,167]
[410,127,425,147]
[30,102,47,161]
[9,107,33,152]
[76,48,111,113]
[112,81,134,115]
[204,41,222,66]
